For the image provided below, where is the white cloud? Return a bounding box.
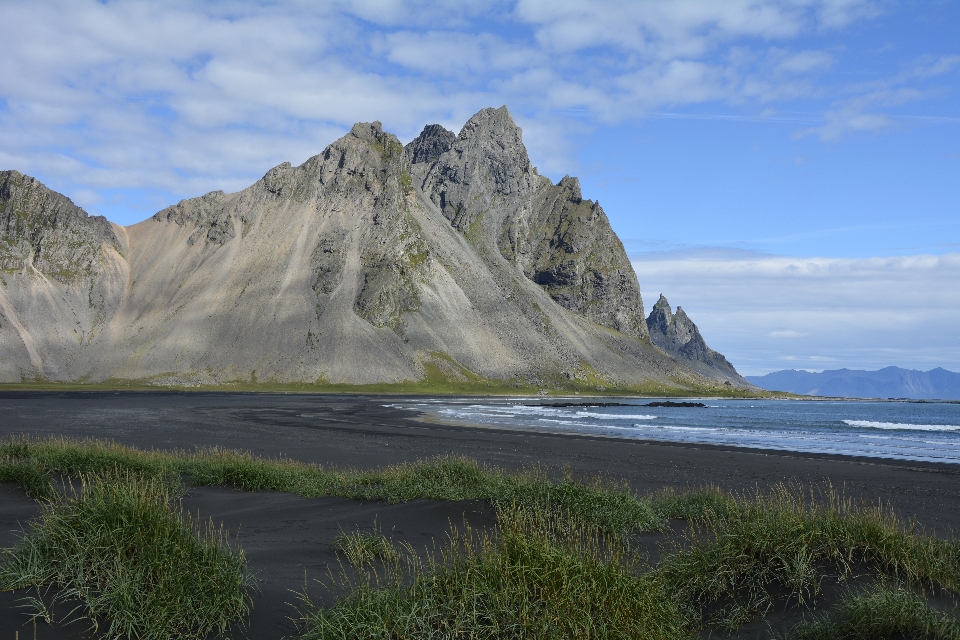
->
[0,0,949,223]
[632,250,960,375]
[777,50,834,74]
[768,330,808,338]
[804,54,960,141]
[515,0,816,56]
[911,54,960,78]
[380,31,540,77]
[617,60,730,107]
[811,0,882,28]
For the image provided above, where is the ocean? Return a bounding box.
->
[392,398,960,464]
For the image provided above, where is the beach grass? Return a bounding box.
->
[0,456,57,501]
[293,483,960,639]
[333,522,400,567]
[0,435,662,534]
[0,468,253,640]
[299,504,691,640]
[779,582,960,639]
[651,484,960,633]
[3,436,960,638]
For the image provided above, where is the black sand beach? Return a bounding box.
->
[3,392,960,639]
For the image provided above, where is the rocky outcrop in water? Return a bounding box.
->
[0,107,749,391]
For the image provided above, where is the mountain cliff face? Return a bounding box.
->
[0,171,128,379]
[408,108,647,339]
[0,107,748,391]
[646,294,743,385]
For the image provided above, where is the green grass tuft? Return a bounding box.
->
[654,483,960,632]
[0,456,55,500]
[333,526,400,567]
[5,436,960,638]
[0,437,662,536]
[297,504,692,640]
[781,582,960,640]
[0,468,254,640]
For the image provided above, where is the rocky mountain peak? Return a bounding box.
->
[0,169,119,278]
[648,297,700,349]
[1,170,103,231]
[351,120,385,144]
[455,106,528,164]
[409,107,650,341]
[647,294,673,334]
[340,121,405,181]
[418,106,536,233]
[152,189,234,245]
[557,176,583,203]
[646,295,745,384]
[346,121,406,177]
[671,307,698,347]
[0,107,750,391]
[406,124,456,165]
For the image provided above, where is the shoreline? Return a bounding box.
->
[2,390,959,473]
[2,385,959,404]
[2,392,960,500]
[412,410,960,475]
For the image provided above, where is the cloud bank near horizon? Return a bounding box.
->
[632,250,960,376]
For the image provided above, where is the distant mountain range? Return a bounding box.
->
[746,367,960,400]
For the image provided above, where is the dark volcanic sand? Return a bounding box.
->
[3,391,960,639]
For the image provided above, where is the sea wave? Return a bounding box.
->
[575,411,657,420]
[843,420,960,431]
[478,405,562,416]
[404,401,960,464]
[447,405,660,421]
[633,424,722,433]
[535,418,580,426]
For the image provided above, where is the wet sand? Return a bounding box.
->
[3,391,960,638]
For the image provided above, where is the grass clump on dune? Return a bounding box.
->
[300,504,691,640]
[303,483,960,639]
[0,456,56,500]
[333,523,400,567]
[300,485,960,639]
[781,582,960,640]
[0,435,660,535]
[0,468,253,640]
[652,484,960,633]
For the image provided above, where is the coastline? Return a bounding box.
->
[412,408,960,475]
[3,391,960,525]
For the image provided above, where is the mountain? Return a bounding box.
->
[0,106,750,391]
[646,295,743,385]
[747,367,960,400]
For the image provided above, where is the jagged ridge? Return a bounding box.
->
[0,107,749,391]
[647,294,742,385]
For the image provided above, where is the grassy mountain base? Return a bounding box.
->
[0,368,767,397]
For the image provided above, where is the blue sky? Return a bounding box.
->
[1,0,958,374]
